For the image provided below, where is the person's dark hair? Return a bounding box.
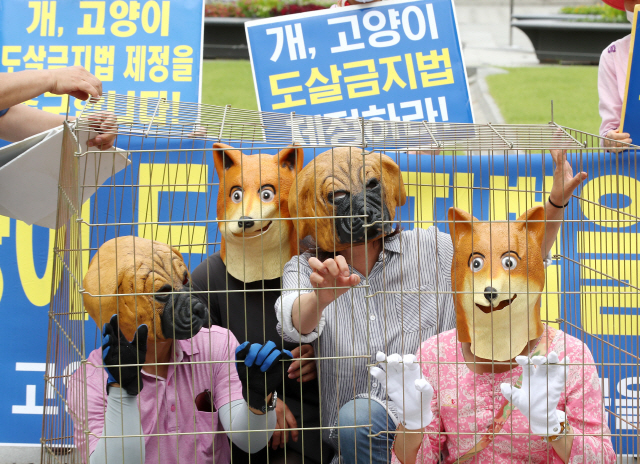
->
[298,225,402,260]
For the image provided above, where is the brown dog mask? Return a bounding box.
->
[213,143,304,283]
[83,236,209,342]
[289,147,406,252]
[448,206,547,361]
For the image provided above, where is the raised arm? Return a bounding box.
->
[543,150,588,257]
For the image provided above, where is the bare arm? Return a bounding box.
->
[393,426,427,464]
[0,67,101,109]
[543,150,588,257]
[291,255,360,335]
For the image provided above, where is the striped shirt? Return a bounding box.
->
[275,227,456,458]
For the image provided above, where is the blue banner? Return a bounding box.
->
[0,0,203,446]
[82,141,637,455]
[245,0,473,123]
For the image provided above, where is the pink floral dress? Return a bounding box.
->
[392,327,616,464]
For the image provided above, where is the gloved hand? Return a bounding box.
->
[500,351,570,437]
[370,352,434,430]
[235,341,292,412]
[101,314,148,396]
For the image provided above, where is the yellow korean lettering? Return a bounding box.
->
[42,92,69,114]
[404,53,417,90]
[110,0,137,38]
[138,163,208,253]
[94,45,115,81]
[27,1,57,36]
[142,1,161,33]
[270,72,306,110]
[578,231,640,255]
[161,1,170,36]
[77,1,106,35]
[379,56,406,92]
[2,46,22,70]
[305,66,342,105]
[343,59,380,99]
[541,264,560,329]
[416,49,454,88]
[71,45,92,70]
[124,45,147,81]
[47,45,68,66]
[139,90,168,125]
[172,45,193,82]
[23,45,46,70]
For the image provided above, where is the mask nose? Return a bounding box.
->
[484,287,498,303]
[238,216,255,229]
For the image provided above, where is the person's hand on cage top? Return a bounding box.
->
[287,344,317,382]
[548,149,588,208]
[101,314,148,396]
[500,352,570,438]
[235,341,293,412]
[604,129,632,150]
[47,66,103,101]
[86,111,117,149]
[308,255,360,309]
[271,398,298,450]
[370,352,434,430]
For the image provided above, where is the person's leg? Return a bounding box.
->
[337,398,396,464]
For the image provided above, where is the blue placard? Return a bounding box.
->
[245,0,473,123]
[621,4,640,142]
[87,142,638,456]
[0,0,203,446]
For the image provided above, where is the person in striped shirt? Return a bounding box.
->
[275,148,586,464]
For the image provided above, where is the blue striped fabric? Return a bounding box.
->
[275,227,456,462]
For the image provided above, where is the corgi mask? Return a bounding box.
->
[289,147,406,252]
[448,206,547,361]
[214,143,304,282]
[83,236,209,343]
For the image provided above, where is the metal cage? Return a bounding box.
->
[41,93,639,463]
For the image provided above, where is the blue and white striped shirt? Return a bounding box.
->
[275,227,457,457]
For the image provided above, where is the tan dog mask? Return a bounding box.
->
[83,236,209,342]
[214,143,304,282]
[289,147,406,252]
[448,206,547,361]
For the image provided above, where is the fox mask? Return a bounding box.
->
[289,147,406,252]
[448,206,547,361]
[83,236,209,343]
[213,143,304,282]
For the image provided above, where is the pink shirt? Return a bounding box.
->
[599,34,631,137]
[68,327,244,464]
[392,328,616,464]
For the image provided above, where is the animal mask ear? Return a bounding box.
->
[517,206,546,247]
[380,154,407,206]
[288,170,313,241]
[448,207,477,248]
[213,143,243,178]
[171,246,184,262]
[277,145,304,172]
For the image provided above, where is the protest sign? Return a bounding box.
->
[0,0,203,446]
[620,4,640,141]
[245,0,473,124]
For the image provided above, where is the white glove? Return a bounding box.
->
[370,352,434,430]
[500,351,570,437]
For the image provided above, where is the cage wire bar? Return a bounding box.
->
[42,93,639,463]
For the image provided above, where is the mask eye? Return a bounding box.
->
[502,256,518,271]
[155,284,173,302]
[260,187,275,203]
[328,191,347,204]
[231,189,243,204]
[470,256,484,272]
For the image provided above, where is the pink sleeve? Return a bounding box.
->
[67,350,110,462]
[564,344,616,464]
[598,47,623,139]
[211,329,244,409]
[390,342,445,464]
